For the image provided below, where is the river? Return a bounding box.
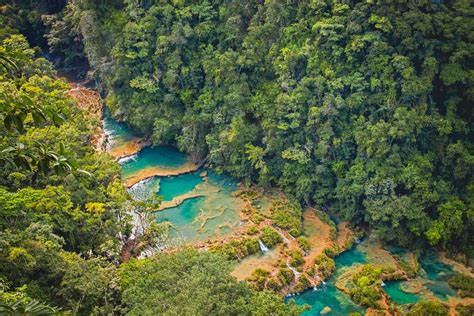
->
[103,109,461,315]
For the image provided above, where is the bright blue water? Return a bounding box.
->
[207,169,239,192]
[419,254,457,300]
[293,245,367,315]
[120,146,189,178]
[104,107,242,245]
[156,196,240,243]
[102,107,135,145]
[156,172,203,201]
[384,281,421,304]
[157,197,204,233]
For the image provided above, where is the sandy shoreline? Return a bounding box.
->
[157,192,206,211]
[110,138,151,159]
[123,162,202,187]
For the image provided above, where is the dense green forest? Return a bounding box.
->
[36,0,472,251]
[0,2,303,314]
[1,0,473,314]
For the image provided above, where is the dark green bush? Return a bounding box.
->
[314,254,336,278]
[290,249,305,267]
[349,265,383,308]
[297,236,311,252]
[408,300,448,316]
[261,227,282,248]
[278,268,294,286]
[456,304,474,316]
[449,274,474,297]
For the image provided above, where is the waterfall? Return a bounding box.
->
[127,177,160,201]
[258,239,269,253]
[286,262,301,278]
[118,154,138,164]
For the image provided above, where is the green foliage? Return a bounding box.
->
[314,254,336,278]
[0,300,59,316]
[349,265,383,308]
[246,225,259,235]
[260,226,282,248]
[290,249,304,267]
[119,249,304,315]
[324,246,340,259]
[69,0,474,253]
[0,25,129,314]
[271,200,303,237]
[2,1,474,314]
[297,236,311,252]
[250,212,264,224]
[448,274,474,297]
[248,268,271,291]
[0,35,85,177]
[456,304,474,316]
[212,237,260,260]
[277,268,294,286]
[0,282,60,315]
[408,300,449,316]
[294,275,311,293]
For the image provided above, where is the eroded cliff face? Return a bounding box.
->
[66,83,105,151]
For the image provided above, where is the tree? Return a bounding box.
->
[119,249,304,315]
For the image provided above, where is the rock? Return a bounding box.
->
[320,306,332,314]
[200,171,208,177]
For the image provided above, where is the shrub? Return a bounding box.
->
[211,244,238,260]
[323,246,339,258]
[261,227,282,248]
[294,275,311,292]
[297,236,311,252]
[247,225,259,235]
[224,238,259,258]
[314,254,336,278]
[248,268,270,291]
[456,304,474,316]
[408,300,448,316]
[448,274,474,297]
[243,238,260,255]
[266,278,281,292]
[350,265,383,308]
[271,200,302,237]
[290,249,305,267]
[278,268,294,286]
[250,212,264,224]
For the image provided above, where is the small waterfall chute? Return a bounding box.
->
[286,262,301,278]
[258,239,269,253]
[118,154,138,164]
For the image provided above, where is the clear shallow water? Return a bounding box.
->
[207,169,239,193]
[156,196,240,244]
[127,177,162,202]
[419,254,457,300]
[293,243,459,313]
[103,108,242,245]
[383,251,457,303]
[293,244,367,315]
[102,108,136,146]
[384,281,421,304]
[156,172,203,201]
[153,169,241,245]
[120,146,189,178]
